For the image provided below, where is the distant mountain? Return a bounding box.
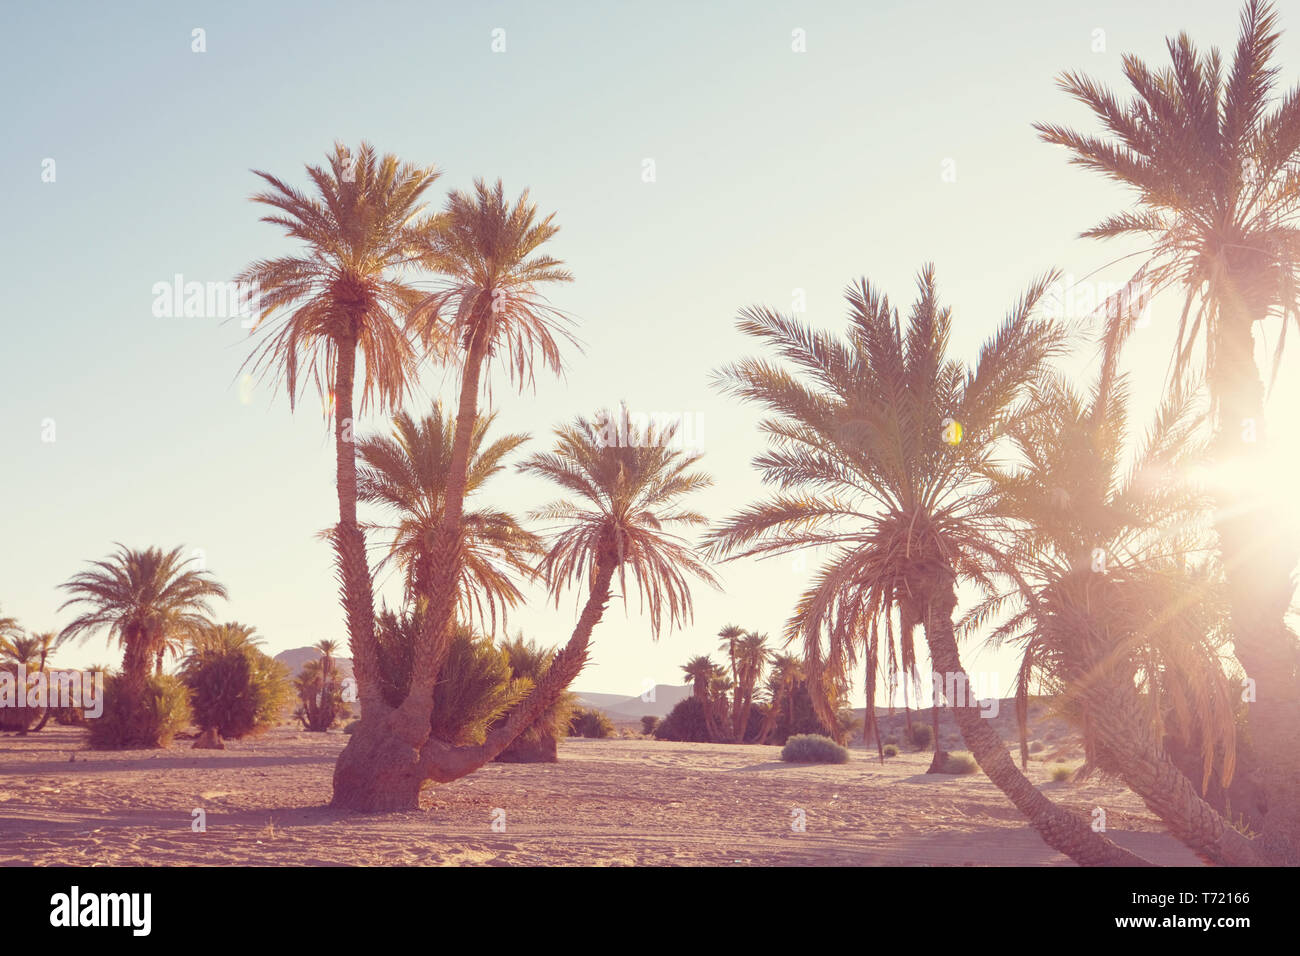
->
[575,683,691,720]
[274,647,354,680]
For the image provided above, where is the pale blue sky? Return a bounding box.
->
[3,0,1297,701]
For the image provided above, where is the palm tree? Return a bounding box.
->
[237,142,442,720]
[348,407,718,805]
[755,653,803,744]
[706,663,734,743]
[716,623,745,740]
[682,655,716,701]
[973,361,1275,864]
[333,179,574,810]
[1034,0,1300,855]
[707,266,1147,865]
[191,622,264,653]
[355,404,541,634]
[0,631,56,733]
[0,608,20,641]
[58,545,227,705]
[735,631,771,742]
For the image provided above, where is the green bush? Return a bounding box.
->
[937,752,978,775]
[492,634,577,762]
[641,715,660,735]
[375,607,523,745]
[1051,764,1073,782]
[780,734,849,764]
[88,673,192,749]
[909,723,933,749]
[653,697,712,742]
[568,707,614,739]
[182,640,291,740]
[882,743,899,757]
[1029,740,1045,754]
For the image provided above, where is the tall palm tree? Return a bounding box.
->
[735,631,770,742]
[333,179,575,811]
[707,266,1147,865]
[237,142,442,719]
[58,545,227,702]
[355,404,540,634]
[1034,0,1300,855]
[339,408,717,806]
[974,361,1275,863]
[716,623,745,740]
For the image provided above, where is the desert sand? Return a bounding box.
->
[0,725,1202,866]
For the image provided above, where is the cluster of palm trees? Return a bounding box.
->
[8,0,1296,868]
[679,627,828,745]
[232,139,718,810]
[0,610,59,733]
[704,1,1300,865]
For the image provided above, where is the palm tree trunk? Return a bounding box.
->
[421,560,618,782]
[332,337,381,711]
[1209,306,1300,861]
[757,691,781,744]
[1084,673,1268,866]
[916,562,1150,865]
[391,321,492,738]
[926,701,944,772]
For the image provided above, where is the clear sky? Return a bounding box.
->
[3,0,1298,701]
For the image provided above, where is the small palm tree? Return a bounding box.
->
[681,655,716,702]
[182,623,289,747]
[755,653,803,745]
[707,266,1145,865]
[237,142,442,716]
[1034,0,1300,852]
[355,404,540,634]
[428,408,719,769]
[58,545,227,699]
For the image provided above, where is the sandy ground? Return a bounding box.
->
[0,726,1202,866]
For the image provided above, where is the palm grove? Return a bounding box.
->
[8,0,1298,866]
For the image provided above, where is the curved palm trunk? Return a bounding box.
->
[1210,310,1300,862]
[916,564,1150,866]
[1084,673,1268,866]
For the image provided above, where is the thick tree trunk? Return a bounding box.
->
[1210,310,1300,862]
[916,563,1150,865]
[332,560,617,810]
